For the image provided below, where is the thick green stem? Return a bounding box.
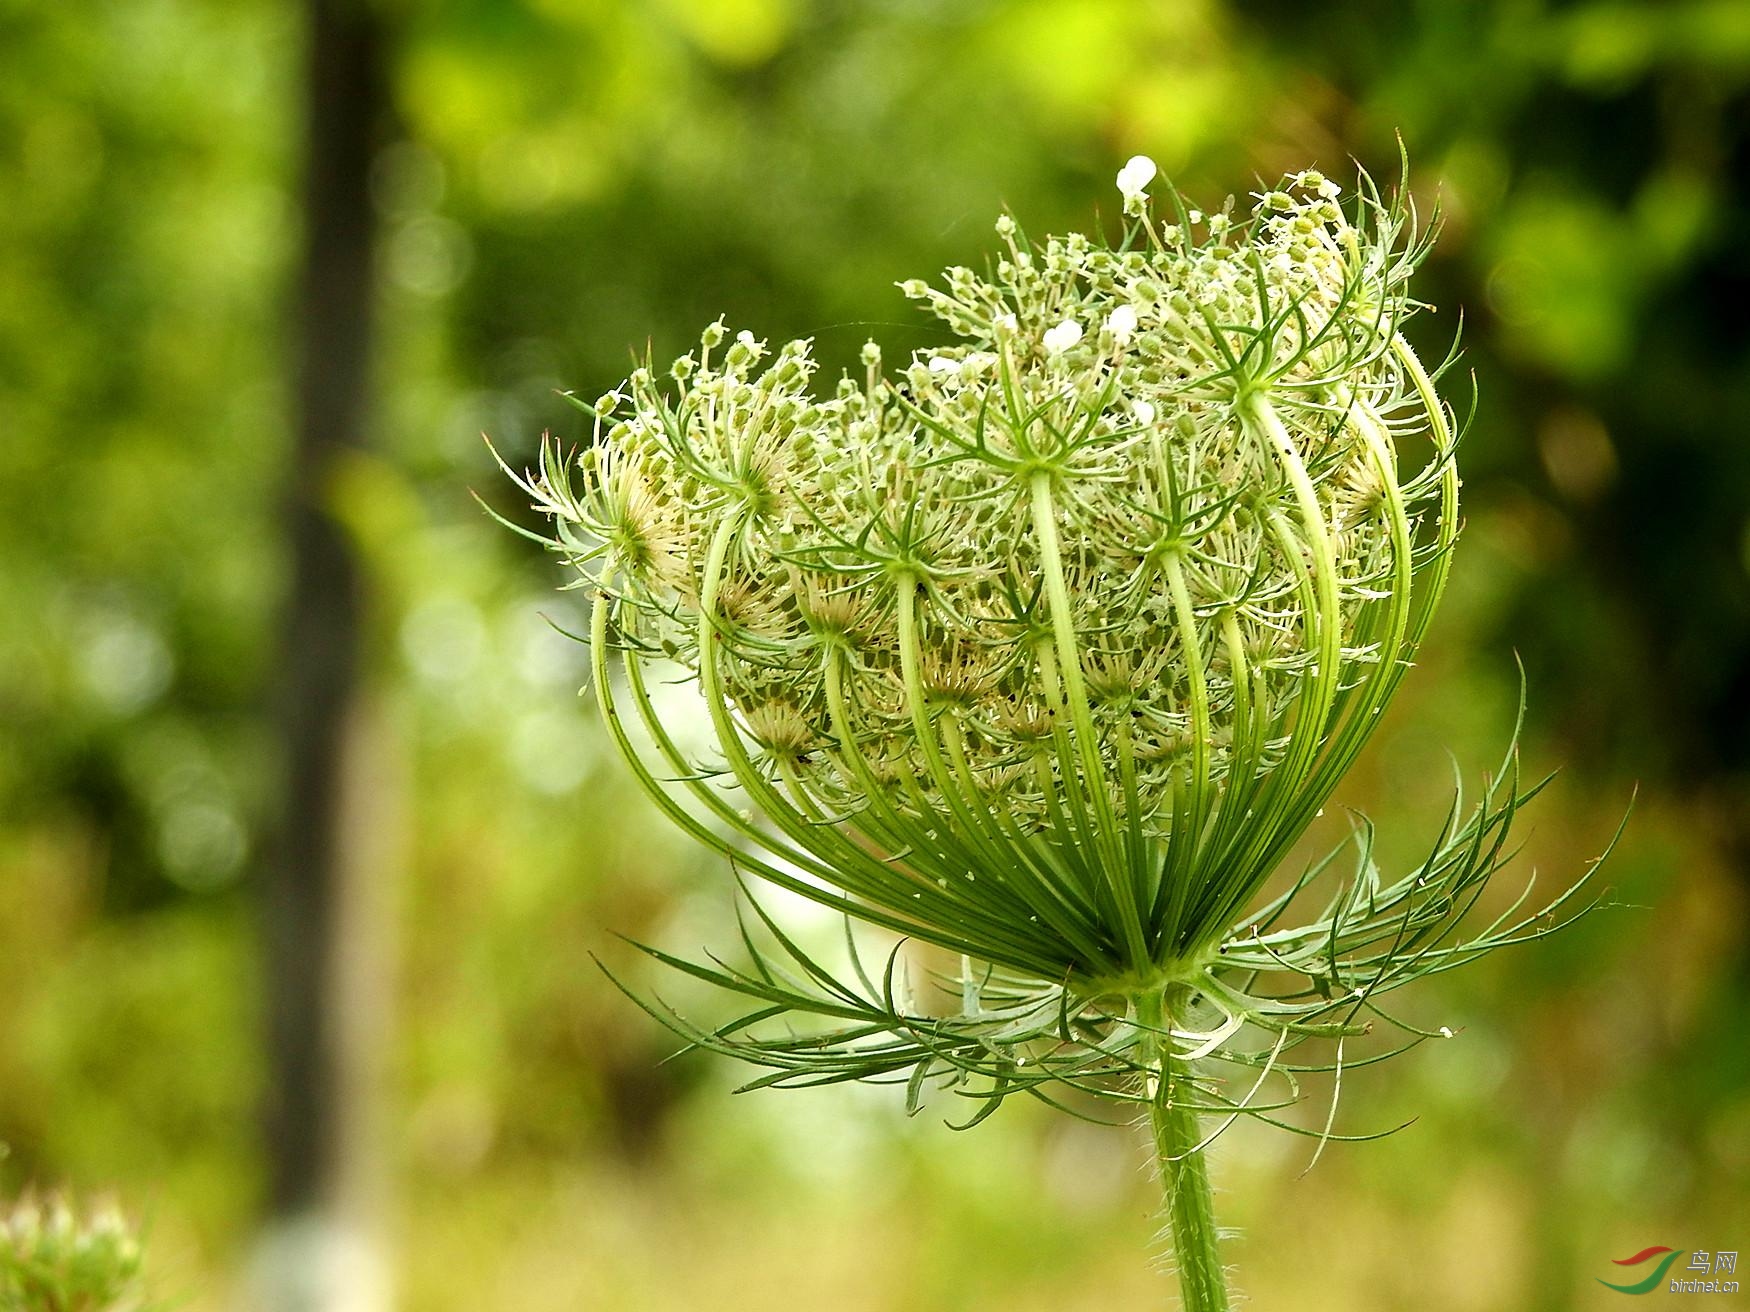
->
[1141,991,1231,1312]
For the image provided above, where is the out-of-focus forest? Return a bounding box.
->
[1,1,1746,1309]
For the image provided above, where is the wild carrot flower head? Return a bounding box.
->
[501,157,1606,1128]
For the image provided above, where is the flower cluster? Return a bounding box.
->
[522,163,1452,974]
[0,1193,148,1312]
[501,158,1601,1126]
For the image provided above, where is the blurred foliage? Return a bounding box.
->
[0,1,1745,1309]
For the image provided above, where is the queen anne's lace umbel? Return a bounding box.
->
[501,161,1602,1121]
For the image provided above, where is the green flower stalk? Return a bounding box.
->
[498,155,1611,1308]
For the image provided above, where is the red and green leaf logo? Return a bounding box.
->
[1600,1247,1683,1295]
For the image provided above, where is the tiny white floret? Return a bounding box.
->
[1116,154,1158,209]
[1132,399,1156,426]
[1440,1026,1454,1038]
[927,355,960,374]
[993,311,1019,334]
[1105,304,1138,343]
[1042,318,1083,354]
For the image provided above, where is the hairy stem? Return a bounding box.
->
[1140,989,1231,1312]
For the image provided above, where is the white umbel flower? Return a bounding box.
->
[1116,154,1157,213]
[1106,304,1138,343]
[1042,318,1083,354]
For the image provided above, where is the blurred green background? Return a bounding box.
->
[2,0,1747,1308]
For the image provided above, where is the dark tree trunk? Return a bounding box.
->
[261,0,389,1274]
